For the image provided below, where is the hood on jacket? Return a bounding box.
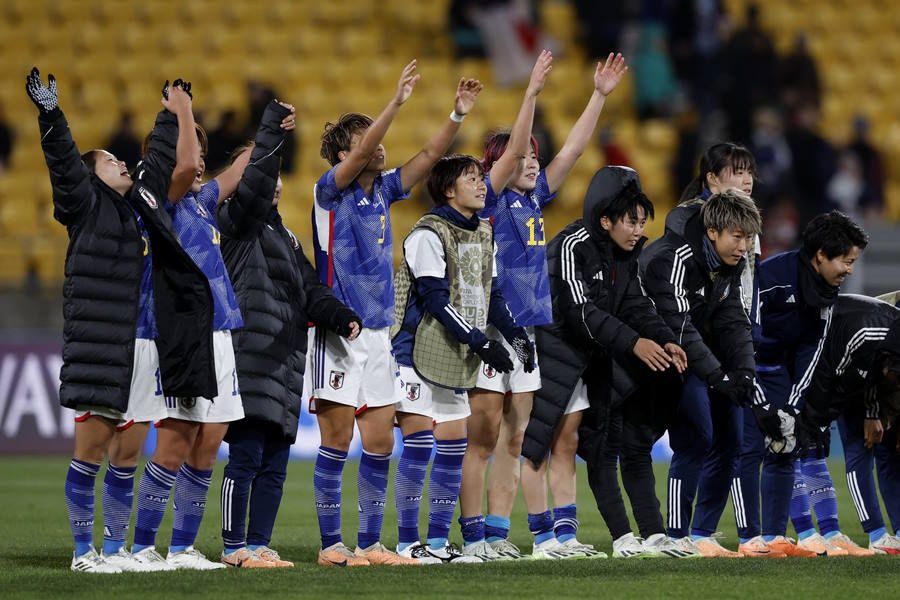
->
[582,166,643,240]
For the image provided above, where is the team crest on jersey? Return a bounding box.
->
[405,382,421,401]
[138,186,158,209]
[329,370,345,390]
[180,397,196,409]
[483,364,497,379]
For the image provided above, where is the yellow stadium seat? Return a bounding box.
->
[0,239,27,285]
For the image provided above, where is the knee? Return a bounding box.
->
[321,429,353,453]
[363,433,394,455]
[506,431,525,458]
[109,443,142,468]
[553,433,579,460]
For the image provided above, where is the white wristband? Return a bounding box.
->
[450,110,466,123]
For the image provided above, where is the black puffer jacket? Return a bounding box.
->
[640,202,754,383]
[218,101,360,442]
[522,167,678,465]
[40,107,215,410]
[802,294,900,427]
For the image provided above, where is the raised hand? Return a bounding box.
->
[25,67,58,114]
[394,59,421,106]
[277,101,296,131]
[453,78,483,116]
[161,80,192,114]
[594,52,628,97]
[526,49,553,97]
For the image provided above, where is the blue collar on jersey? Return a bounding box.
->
[430,204,480,231]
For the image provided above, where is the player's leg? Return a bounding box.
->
[132,418,198,555]
[873,426,900,553]
[313,400,355,560]
[244,430,293,567]
[354,403,398,561]
[220,420,271,568]
[836,414,887,553]
[458,387,505,548]
[733,405,763,543]
[395,412,436,561]
[485,391,532,551]
[666,373,712,540]
[690,394,742,557]
[67,414,118,571]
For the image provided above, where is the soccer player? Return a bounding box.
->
[794,294,900,554]
[27,70,209,572]
[520,167,690,559]
[745,212,873,557]
[310,62,482,566]
[459,51,629,560]
[216,101,363,568]
[130,85,288,571]
[391,155,533,564]
[641,189,761,557]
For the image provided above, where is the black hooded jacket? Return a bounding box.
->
[521,167,678,465]
[640,201,754,383]
[802,294,900,427]
[40,107,215,411]
[218,101,360,442]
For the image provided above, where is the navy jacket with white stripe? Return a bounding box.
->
[802,294,900,426]
[641,202,753,384]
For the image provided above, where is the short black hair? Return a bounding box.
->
[801,210,869,259]
[426,154,484,206]
[81,149,100,172]
[320,113,373,166]
[599,182,655,224]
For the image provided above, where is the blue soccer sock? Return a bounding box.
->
[314,446,347,549]
[869,527,887,543]
[101,464,136,555]
[395,431,433,551]
[170,463,213,552]
[65,459,100,557]
[426,438,466,550]
[357,450,391,549]
[132,460,177,552]
[553,504,578,543]
[803,458,839,537]
[528,510,555,545]
[789,460,815,538]
[459,514,485,547]
[485,514,511,543]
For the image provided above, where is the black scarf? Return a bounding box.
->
[431,204,479,231]
[796,249,839,309]
[701,233,723,276]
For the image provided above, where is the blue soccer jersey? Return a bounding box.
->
[166,180,243,331]
[312,165,409,328]
[478,169,554,326]
[132,209,158,340]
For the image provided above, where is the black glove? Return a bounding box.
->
[26,67,58,114]
[795,412,830,459]
[510,332,535,374]
[474,340,514,374]
[333,307,362,339]
[162,78,193,101]
[708,370,754,405]
[753,404,783,441]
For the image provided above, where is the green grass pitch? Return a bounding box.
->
[1,457,898,599]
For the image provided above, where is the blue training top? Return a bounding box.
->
[478,169,554,327]
[132,209,157,339]
[166,180,243,331]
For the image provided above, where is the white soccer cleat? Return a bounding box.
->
[130,546,177,571]
[488,539,529,560]
[166,545,227,570]
[461,540,513,561]
[424,543,482,564]
[531,538,585,560]
[869,532,900,555]
[612,532,649,558]
[101,547,174,572]
[70,547,122,573]
[642,533,702,559]
[396,542,443,565]
[559,537,607,559]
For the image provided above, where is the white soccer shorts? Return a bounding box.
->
[395,365,470,424]
[474,325,541,393]
[565,378,590,415]
[164,330,244,423]
[74,338,168,430]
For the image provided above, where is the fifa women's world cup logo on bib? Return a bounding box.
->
[458,244,487,330]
